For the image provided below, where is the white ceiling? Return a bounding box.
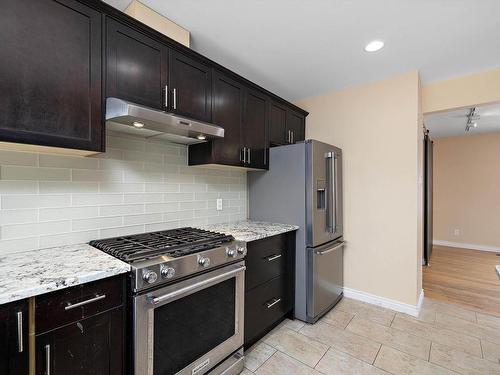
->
[104,0,500,102]
[424,103,500,138]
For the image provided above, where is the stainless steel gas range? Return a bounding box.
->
[90,227,247,375]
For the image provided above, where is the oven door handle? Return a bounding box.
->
[148,265,246,305]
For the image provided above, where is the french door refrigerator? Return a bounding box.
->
[248,139,344,323]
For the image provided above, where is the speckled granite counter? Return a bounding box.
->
[198,220,299,242]
[0,244,130,305]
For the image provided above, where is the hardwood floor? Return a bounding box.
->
[423,245,500,316]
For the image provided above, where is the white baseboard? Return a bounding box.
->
[343,287,424,317]
[433,240,500,253]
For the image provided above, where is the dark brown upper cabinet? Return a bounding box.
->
[0,0,103,153]
[169,50,212,122]
[189,71,243,167]
[243,89,269,169]
[287,109,306,144]
[106,18,168,111]
[269,101,288,146]
[0,299,29,375]
[269,100,305,146]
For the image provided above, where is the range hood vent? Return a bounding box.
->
[105,98,224,145]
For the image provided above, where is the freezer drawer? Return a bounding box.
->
[306,240,344,322]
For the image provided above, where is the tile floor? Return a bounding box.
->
[240,297,500,374]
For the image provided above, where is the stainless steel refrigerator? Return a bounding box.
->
[248,139,344,323]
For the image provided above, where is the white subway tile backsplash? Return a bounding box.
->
[39,154,99,169]
[0,150,38,166]
[2,194,71,209]
[2,221,71,240]
[39,207,99,221]
[1,166,71,181]
[0,134,247,253]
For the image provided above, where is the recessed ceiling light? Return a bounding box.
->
[197,134,206,140]
[364,40,385,52]
[132,121,144,128]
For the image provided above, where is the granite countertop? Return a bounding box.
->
[0,244,130,305]
[198,220,299,242]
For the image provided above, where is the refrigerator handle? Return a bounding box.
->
[325,152,336,234]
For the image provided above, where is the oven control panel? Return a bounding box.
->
[132,241,247,292]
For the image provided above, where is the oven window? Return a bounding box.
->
[153,278,236,375]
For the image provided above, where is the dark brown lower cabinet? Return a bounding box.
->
[35,275,126,375]
[0,299,29,375]
[244,232,296,348]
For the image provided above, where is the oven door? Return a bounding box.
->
[134,262,245,375]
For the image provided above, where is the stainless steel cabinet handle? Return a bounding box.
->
[149,265,245,305]
[240,148,245,163]
[173,88,177,110]
[266,298,281,309]
[247,148,251,164]
[45,344,51,375]
[267,254,282,261]
[287,130,291,143]
[164,85,168,108]
[290,131,294,143]
[17,311,23,353]
[64,294,106,311]
[315,241,344,255]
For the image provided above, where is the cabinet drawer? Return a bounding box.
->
[246,235,287,290]
[244,275,290,346]
[36,275,124,334]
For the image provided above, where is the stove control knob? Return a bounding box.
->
[226,247,236,257]
[161,266,176,279]
[198,256,211,268]
[143,270,158,284]
[236,246,246,255]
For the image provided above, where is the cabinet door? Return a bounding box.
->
[211,71,244,165]
[287,110,305,144]
[0,300,29,375]
[269,101,288,146]
[106,18,168,110]
[169,50,212,122]
[0,0,103,152]
[36,308,123,375]
[243,89,269,169]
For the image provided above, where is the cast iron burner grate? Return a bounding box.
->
[90,227,234,262]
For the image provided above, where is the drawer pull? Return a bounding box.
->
[64,294,106,311]
[266,298,281,309]
[45,344,51,375]
[17,311,23,353]
[267,254,282,262]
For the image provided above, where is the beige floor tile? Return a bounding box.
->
[413,301,438,323]
[239,369,254,375]
[347,316,431,360]
[263,327,328,367]
[392,314,482,358]
[481,340,500,365]
[436,312,500,344]
[254,351,321,375]
[315,347,390,375]
[321,307,354,329]
[374,345,456,374]
[477,312,500,331]
[336,298,396,327]
[424,299,477,323]
[430,342,500,374]
[282,318,306,332]
[244,342,276,372]
[299,321,381,364]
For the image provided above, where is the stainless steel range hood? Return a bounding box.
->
[105,98,224,145]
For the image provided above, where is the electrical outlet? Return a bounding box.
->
[453,229,460,236]
[216,198,223,211]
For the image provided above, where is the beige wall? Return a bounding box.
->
[296,71,423,306]
[125,1,190,47]
[433,132,500,248]
[422,68,500,114]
